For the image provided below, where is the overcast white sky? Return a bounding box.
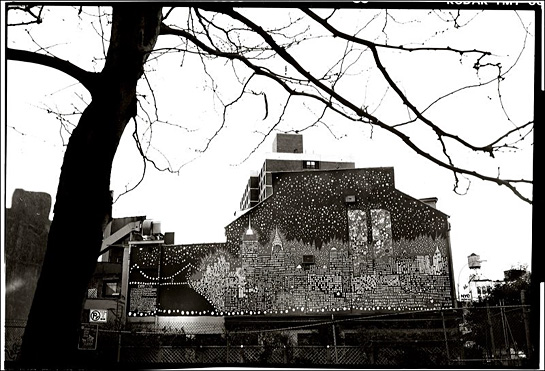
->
[2,5,535,295]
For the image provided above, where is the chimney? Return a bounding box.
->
[164,232,175,245]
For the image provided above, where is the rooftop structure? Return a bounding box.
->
[239,133,355,210]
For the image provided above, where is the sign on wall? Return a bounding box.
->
[89,309,108,323]
[127,244,161,317]
[78,323,98,350]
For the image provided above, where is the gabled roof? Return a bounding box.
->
[225,167,450,249]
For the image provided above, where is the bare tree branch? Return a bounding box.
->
[201,7,531,203]
[300,9,499,155]
[8,6,533,205]
[7,48,98,94]
[7,4,44,26]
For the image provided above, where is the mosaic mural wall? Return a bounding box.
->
[128,168,455,317]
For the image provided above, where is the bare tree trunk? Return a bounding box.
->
[18,5,162,366]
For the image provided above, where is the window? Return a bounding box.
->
[103,281,121,297]
[87,288,98,298]
[302,255,315,270]
[108,248,124,264]
[370,209,393,259]
[303,160,319,169]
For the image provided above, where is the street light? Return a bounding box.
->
[457,262,469,302]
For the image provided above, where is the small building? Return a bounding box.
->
[82,216,172,329]
[4,189,51,323]
[467,274,496,302]
[4,189,52,362]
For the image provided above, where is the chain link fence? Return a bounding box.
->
[3,320,25,362]
[4,305,535,368]
[455,303,533,367]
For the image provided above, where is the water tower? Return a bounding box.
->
[466,253,490,302]
[468,253,481,270]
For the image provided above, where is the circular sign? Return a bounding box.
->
[90,310,101,321]
[89,309,107,323]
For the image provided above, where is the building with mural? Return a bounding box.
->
[63,133,459,364]
[124,134,456,322]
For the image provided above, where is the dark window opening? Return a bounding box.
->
[103,281,121,297]
[302,255,315,270]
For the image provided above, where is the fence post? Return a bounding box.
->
[226,330,230,364]
[499,299,510,353]
[331,314,338,364]
[157,344,162,363]
[486,302,496,360]
[441,310,451,361]
[521,290,532,360]
[369,341,375,365]
[117,330,122,363]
